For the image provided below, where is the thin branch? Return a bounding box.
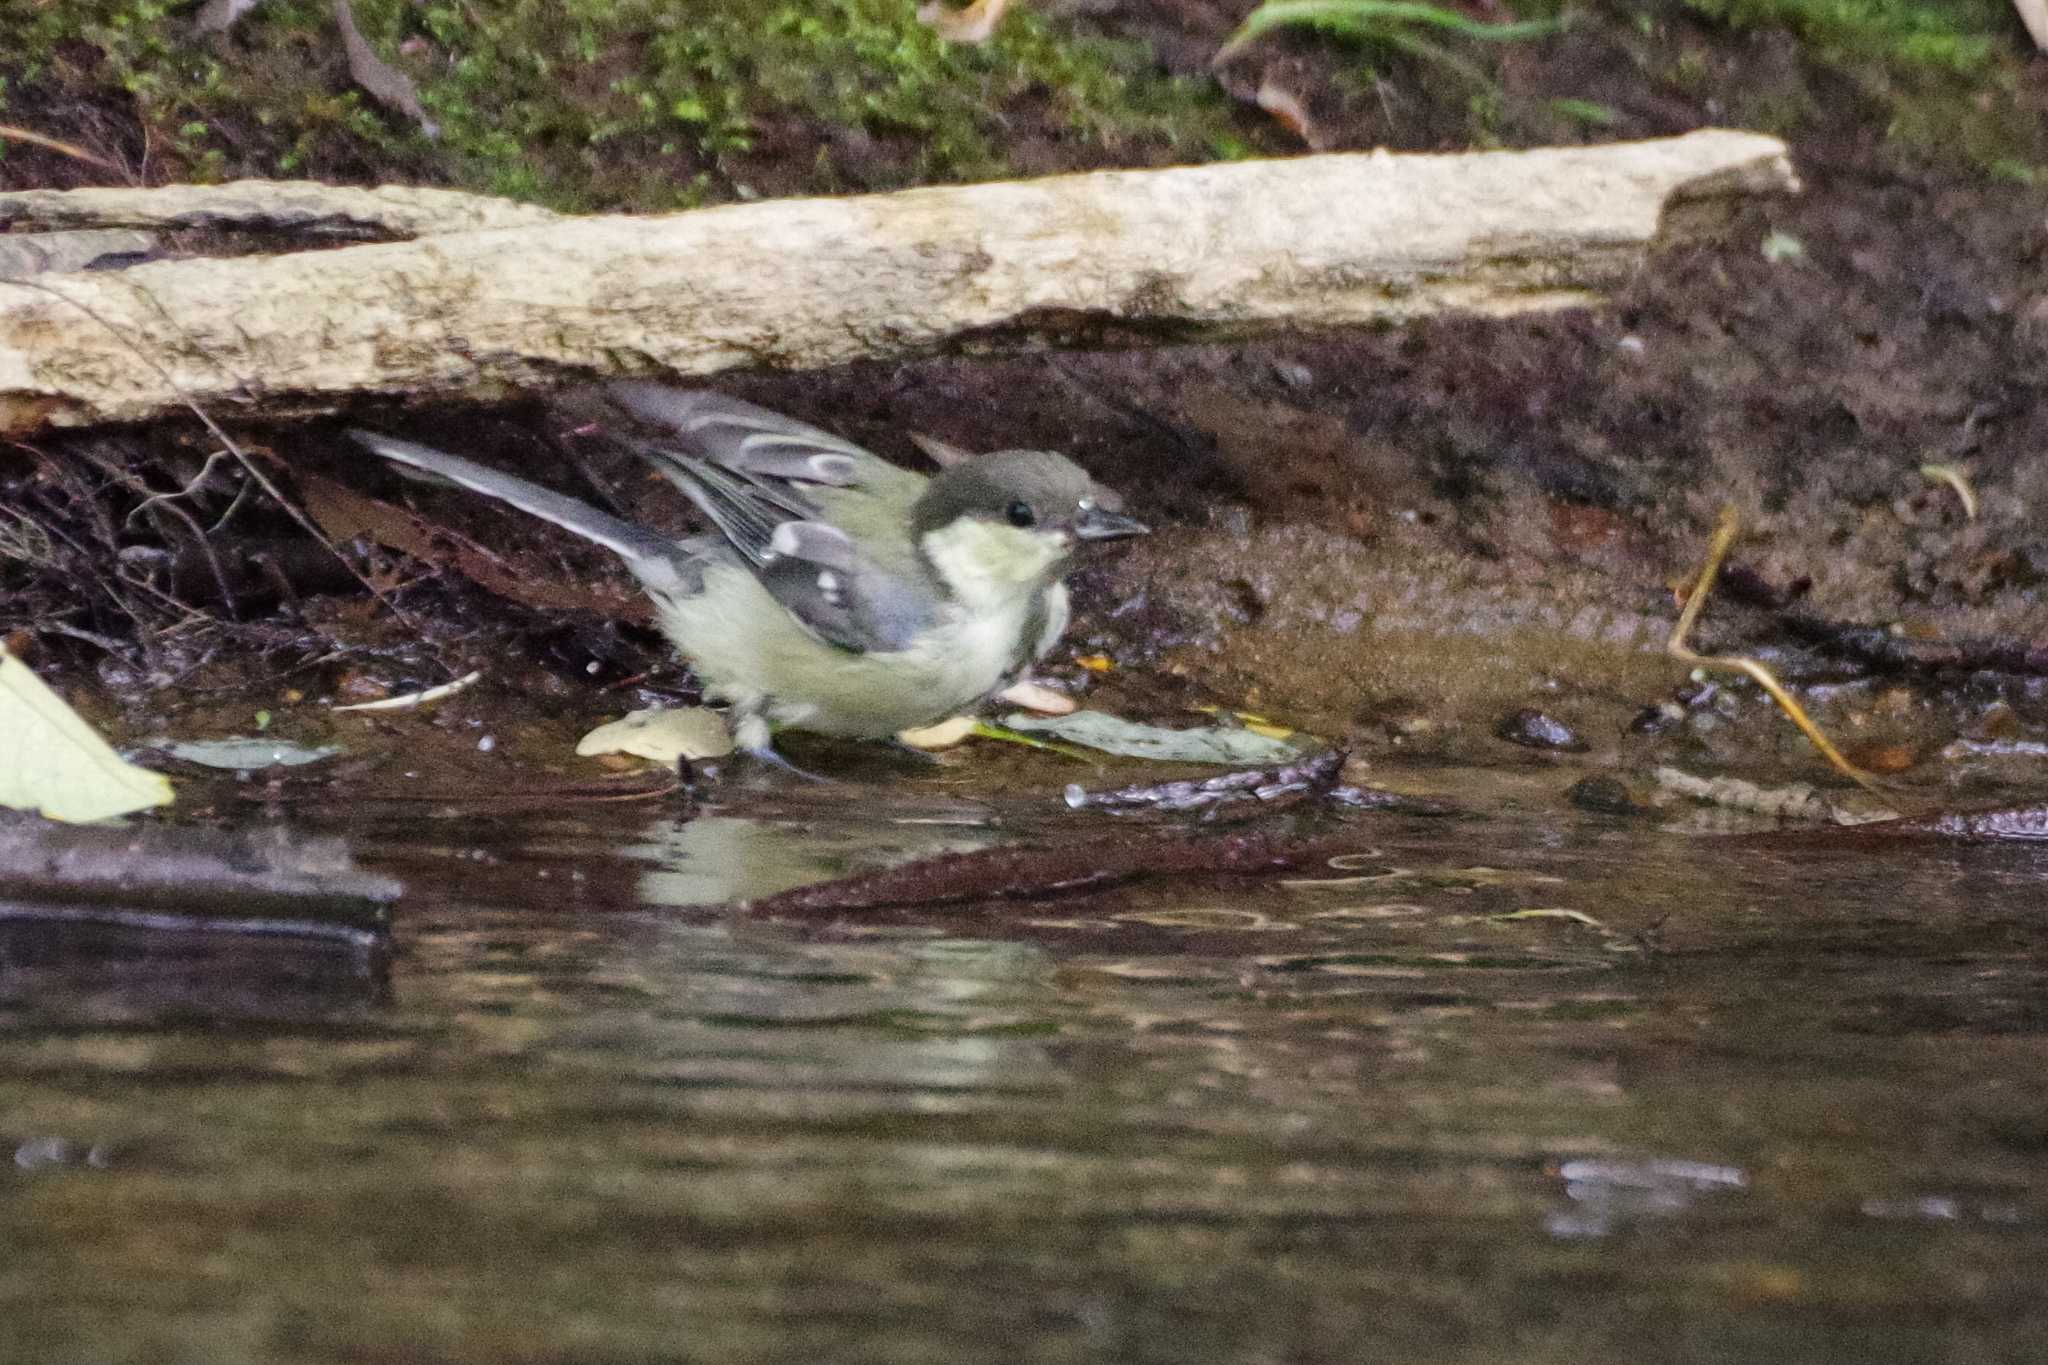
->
[1667,505,1878,792]
[0,123,129,177]
[3,277,417,630]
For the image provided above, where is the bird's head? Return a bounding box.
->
[911,450,1147,602]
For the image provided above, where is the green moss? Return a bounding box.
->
[0,0,1244,208]
[1682,0,2039,176]
[1683,0,2002,72]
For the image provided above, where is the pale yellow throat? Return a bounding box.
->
[919,519,1069,610]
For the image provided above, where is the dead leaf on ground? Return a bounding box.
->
[917,0,1013,44]
[577,707,733,762]
[334,0,439,138]
[2015,0,2048,52]
[1254,80,1315,145]
[297,471,650,620]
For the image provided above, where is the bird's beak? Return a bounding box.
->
[1073,506,1149,541]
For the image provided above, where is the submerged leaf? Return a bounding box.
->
[1002,709,1304,764]
[159,737,342,769]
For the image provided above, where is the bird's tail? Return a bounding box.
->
[348,430,698,596]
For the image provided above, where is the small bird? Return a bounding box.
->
[350,384,1146,772]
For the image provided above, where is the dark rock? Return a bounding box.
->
[1496,707,1587,752]
[1567,775,1642,815]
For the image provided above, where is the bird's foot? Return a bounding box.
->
[880,738,945,767]
[739,743,831,784]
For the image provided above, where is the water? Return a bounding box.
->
[5,782,2048,1363]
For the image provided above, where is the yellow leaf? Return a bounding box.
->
[0,649,173,822]
[995,679,1076,715]
[576,706,733,762]
[1188,703,1298,741]
[898,715,977,750]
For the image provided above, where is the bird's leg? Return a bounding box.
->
[740,743,831,784]
[880,738,945,766]
[730,712,830,784]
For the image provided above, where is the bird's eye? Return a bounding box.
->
[1006,500,1037,528]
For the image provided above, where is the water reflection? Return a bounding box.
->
[2,795,2048,1362]
[631,813,999,906]
[1547,1156,1749,1239]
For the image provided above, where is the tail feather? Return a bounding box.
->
[349,430,698,597]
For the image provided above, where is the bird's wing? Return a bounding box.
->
[607,389,943,654]
[631,445,936,654]
[603,383,923,495]
[753,521,938,655]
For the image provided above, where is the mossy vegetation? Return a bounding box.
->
[1678,0,2038,175]
[0,0,1251,208]
[1,0,2040,199]
[1683,0,2003,73]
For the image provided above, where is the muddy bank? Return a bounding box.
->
[4,2,2047,800]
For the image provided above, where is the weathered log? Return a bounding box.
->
[0,229,156,280]
[0,130,1794,435]
[0,180,560,238]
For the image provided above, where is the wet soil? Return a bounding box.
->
[8,5,2048,790]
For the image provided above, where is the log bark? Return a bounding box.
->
[0,130,1795,435]
[0,180,561,238]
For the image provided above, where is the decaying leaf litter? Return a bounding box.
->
[5,0,2048,921]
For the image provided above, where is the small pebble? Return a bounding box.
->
[1629,701,1685,735]
[1566,775,1642,815]
[1496,708,1587,752]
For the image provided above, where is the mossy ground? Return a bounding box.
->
[3,0,2042,204]
[0,0,1266,208]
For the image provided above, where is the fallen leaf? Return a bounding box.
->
[898,716,978,749]
[332,670,482,713]
[2016,0,2048,51]
[1254,80,1314,144]
[996,679,1077,715]
[299,471,650,620]
[907,433,976,468]
[157,737,342,769]
[334,0,439,138]
[1002,709,1303,764]
[0,648,173,822]
[917,0,1013,43]
[577,707,733,762]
